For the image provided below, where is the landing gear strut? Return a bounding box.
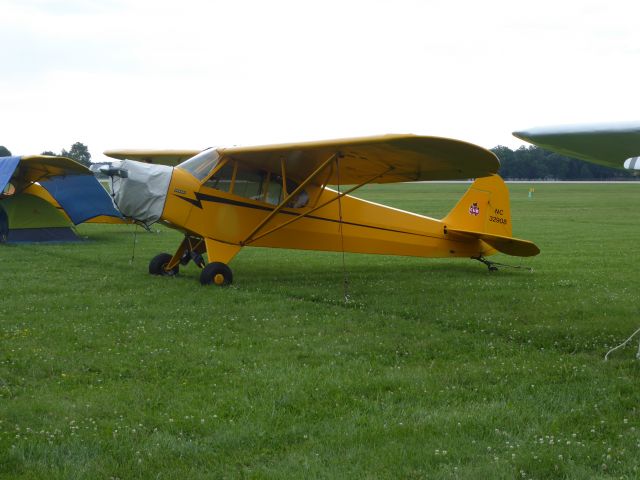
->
[148,235,239,286]
[180,249,205,268]
[149,236,206,278]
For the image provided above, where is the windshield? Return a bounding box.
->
[177,149,220,181]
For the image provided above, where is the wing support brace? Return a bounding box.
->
[241,152,341,245]
[243,163,394,246]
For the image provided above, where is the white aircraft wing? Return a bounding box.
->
[513,121,640,170]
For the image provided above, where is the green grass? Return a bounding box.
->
[1,182,639,479]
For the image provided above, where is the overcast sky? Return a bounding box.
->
[2,0,639,162]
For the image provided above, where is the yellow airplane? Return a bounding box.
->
[103,134,539,286]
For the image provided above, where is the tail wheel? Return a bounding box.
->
[200,262,233,286]
[149,253,179,276]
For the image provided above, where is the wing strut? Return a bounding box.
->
[243,163,393,246]
[241,152,341,246]
[336,157,350,303]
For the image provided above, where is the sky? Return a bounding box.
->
[1,0,640,162]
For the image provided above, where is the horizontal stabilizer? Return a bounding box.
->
[447,228,540,257]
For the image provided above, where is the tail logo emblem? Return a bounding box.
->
[469,202,480,216]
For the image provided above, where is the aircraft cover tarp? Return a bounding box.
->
[40,175,122,224]
[0,156,20,191]
[111,160,172,226]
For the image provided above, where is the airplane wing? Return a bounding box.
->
[513,122,640,170]
[103,149,202,166]
[0,155,121,224]
[3,155,89,188]
[217,134,499,185]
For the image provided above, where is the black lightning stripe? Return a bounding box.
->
[173,192,441,239]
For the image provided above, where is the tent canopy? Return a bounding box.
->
[0,155,122,224]
[0,194,79,243]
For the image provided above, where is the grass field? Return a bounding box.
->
[1,182,639,479]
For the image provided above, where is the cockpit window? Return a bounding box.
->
[264,174,283,205]
[233,167,264,200]
[287,189,309,208]
[177,149,220,181]
[204,162,234,192]
[197,158,310,208]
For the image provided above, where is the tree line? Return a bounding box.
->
[492,145,636,180]
[0,142,91,167]
[1,142,637,180]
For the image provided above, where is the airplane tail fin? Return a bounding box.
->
[442,175,539,257]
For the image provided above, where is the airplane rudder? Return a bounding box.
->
[443,178,491,232]
[476,175,512,237]
[443,175,512,236]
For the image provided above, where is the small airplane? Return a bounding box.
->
[513,121,640,171]
[103,134,540,286]
[0,155,121,242]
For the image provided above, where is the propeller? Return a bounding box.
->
[99,166,129,178]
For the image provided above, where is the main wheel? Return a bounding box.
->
[200,262,233,286]
[149,253,179,276]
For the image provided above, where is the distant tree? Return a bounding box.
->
[491,145,514,164]
[0,146,11,157]
[492,145,635,180]
[578,164,593,179]
[41,151,57,156]
[61,142,91,167]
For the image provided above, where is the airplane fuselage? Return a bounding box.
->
[161,166,489,260]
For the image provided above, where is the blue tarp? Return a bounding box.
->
[0,156,20,192]
[40,175,122,224]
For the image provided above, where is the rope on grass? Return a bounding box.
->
[129,223,138,265]
[604,326,640,361]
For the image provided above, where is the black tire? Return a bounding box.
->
[149,253,179,276]
[200,262,233,286]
